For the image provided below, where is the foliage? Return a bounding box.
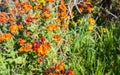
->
[0,0,120,75]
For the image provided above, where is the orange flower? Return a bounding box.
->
[32,37,50,56]
[22,2,29,7]
[62,23,68,30]
[59,5,67,11]
[46,24,60,31]
[26,5,32,11]
[18,24,24,30]
[60,0,65,5]
[4,33,12,40]
[58,12,61,17]
[45,62,64,74]
[0,12,7,23]
[38,56,45,64]
[9,9,16,15]
[5,1,9,6]
[45,62,75,75]
[53,34,61,42]
[42,43,50,54]
[0,35,5,41]
[25,30,32,35]
[43,12,52,19]
[18,43,32,53]
[38,5,43,10]
[86,4,94,12]
[58,0,68,19]
[8,17,15,25]
[67,68,75,75]
[56,62,64,72]
[34,5,43,10]
[26,16,33,24]
[47,0,54,4]
[48,73,56,75]
[24,43,32,52]
[22,2,32,11]
[78,5,84,12]
[52,24,60,30]
[61,14,69,19]
[42,8,50,13]
[55,18,61,23]
[32,41,39,52]
[10,25,19,33]
[18,9,25,16]
[84,0,90,2]
[46,25,53,31]
[58,5,67,18]
[18,38,27,46]
[71,11,74,16]
[15,2,21,9]
[37,43,50,56]
[37,44,44,56]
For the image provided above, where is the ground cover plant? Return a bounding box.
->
[0,0,120,75]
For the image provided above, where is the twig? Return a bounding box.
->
[101,7,118,19]
[75,5,82,14]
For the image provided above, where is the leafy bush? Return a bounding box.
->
[0,0,120,75]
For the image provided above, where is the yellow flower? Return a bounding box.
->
[34,13,40,19]
[36,0,46,6]
[36,0,39,2]
[88,25,93,31]
[71,21,75,24]
[18,46,24,53]
[102,27,106,33]
[89,18,95,24]
[77,19,81,23]
[41,0,46,6]
[34,5,38,10]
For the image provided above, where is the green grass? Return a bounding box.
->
[1,18,120,75]
[0,19,120,75]
[0,0,120,74]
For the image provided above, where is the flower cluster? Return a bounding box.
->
[88,18,96,31]
[78,0,94,13]
[0,12,7,23]
[46,24,60,32]
[45,62,75,75]
[33,37,50,56]
[32,37,50,63]
[58,0,68,19]
[0,33,12,41]
[0,1,33,42]
[17,37,50,63]
[53,34,62,43]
